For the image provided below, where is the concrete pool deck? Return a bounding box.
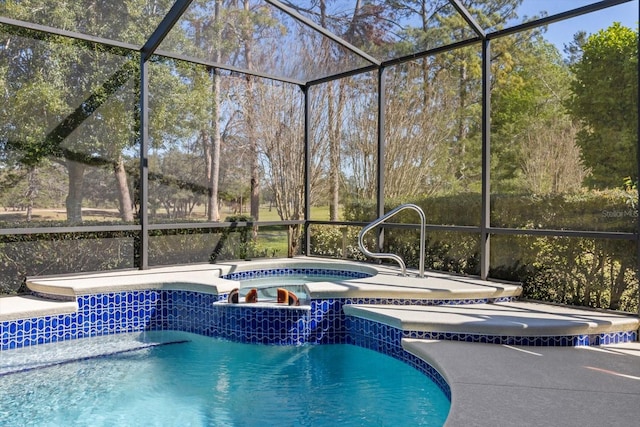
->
[2,257,639,426]
[404,339,640,427]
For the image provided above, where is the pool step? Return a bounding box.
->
[0,332,189,376]
[344,301,640,346]
[305,268,522,302]
[0,295,77,322]
[26,264,239,299]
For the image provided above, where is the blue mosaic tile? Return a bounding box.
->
[209,303,313,345]
[222,268,372,281]
[346,316,451,400]
[23,293,404,353]
[399,328,640,347]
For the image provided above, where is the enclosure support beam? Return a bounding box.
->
[480,39,491,281]
[636,2,640,315]
[449,0,486,38]
[303,85,311,256]
[141,0,194,61]
[376,67,386,254]
[267,0,380,67]
[0,16,138,53]
[138,57,150,270]
[489,0,632,40]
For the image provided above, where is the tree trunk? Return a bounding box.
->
[203,128,213,217]
[206,0,222,222]
[583,253,605,307]
[250,145,259,220]
[244,0,259,237]
[203,125,221,222]
[25,167,37,222]
[328,81,343,221]
[209,68,222,222]
[609,261,630,311]
[455,58,468,181]
[65,160,86,224]
[288,224,300,257]
[321,0,344,221]
[114,156,134,222]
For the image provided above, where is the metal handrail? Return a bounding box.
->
[357,203,426,277]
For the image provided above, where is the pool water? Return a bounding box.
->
[225,268,373,304]
[238,277,312,303]
[237,275,344,303]
[0,332,450,426]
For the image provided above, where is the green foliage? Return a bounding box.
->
[491,191,637,232]
[510,237,637,312]
[0,224,137,294]
[0,218,288,293]
[567,23,639,188]
[308,225,367,261]
[148,228,224,266]
[490,36,581,194]
[343,200,377,222]
[384,228,480,275]
[317,192,638,312]
[147,220,285,266]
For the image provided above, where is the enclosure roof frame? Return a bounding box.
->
[0,0,634,85]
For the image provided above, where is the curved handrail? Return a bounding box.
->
[357,203,426,277]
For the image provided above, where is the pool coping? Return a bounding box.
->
[23,257,521,301]
[23,264,239,299]
[6,258,636,343]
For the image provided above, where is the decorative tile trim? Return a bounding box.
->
[222,268,372,281]
[342,297,515,305]
[330,296,518,308]
[403,329,639,347]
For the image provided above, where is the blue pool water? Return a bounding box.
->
[0,331,450,426]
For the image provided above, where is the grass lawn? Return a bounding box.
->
[0,205,339,258]
[0,205,339,223]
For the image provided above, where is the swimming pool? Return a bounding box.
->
[0,331,451,426]
[2,259,456,424]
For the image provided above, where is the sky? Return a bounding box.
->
[517,0,639,52]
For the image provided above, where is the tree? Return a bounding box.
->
[281,0,397,219]
[181,0,227,222]
[382,60,458,198]
[0,0,177,224]
[567,23,638,189]
[491,37,587,194]
[253,80,306,255]
[378,0,530,196]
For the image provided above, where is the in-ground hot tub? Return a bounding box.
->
[219,265,376,305]
[211,262,379,345]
